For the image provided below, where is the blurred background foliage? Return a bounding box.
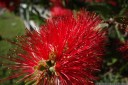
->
[0,0,128,85]
[0,11,25,85]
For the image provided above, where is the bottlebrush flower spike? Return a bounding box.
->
[2,11,106,85]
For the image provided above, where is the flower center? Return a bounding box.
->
[34,60,56,76]
[34,50,57,77]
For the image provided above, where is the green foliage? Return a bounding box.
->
[0,12,25,85]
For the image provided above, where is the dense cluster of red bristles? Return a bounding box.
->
[1,11,107,85]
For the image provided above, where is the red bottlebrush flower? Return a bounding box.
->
[2,11,106,85]
[0,0,20,11]
[50,6,72,17]
[119,41,128,60]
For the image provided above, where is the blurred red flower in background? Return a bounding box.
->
[50,0,63,6]
[50,6,72,17]
[49,0,117,18]
[50,0,72,17]
[3,11,106,85]
[119,41,128,60]
[0,0,20,11]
